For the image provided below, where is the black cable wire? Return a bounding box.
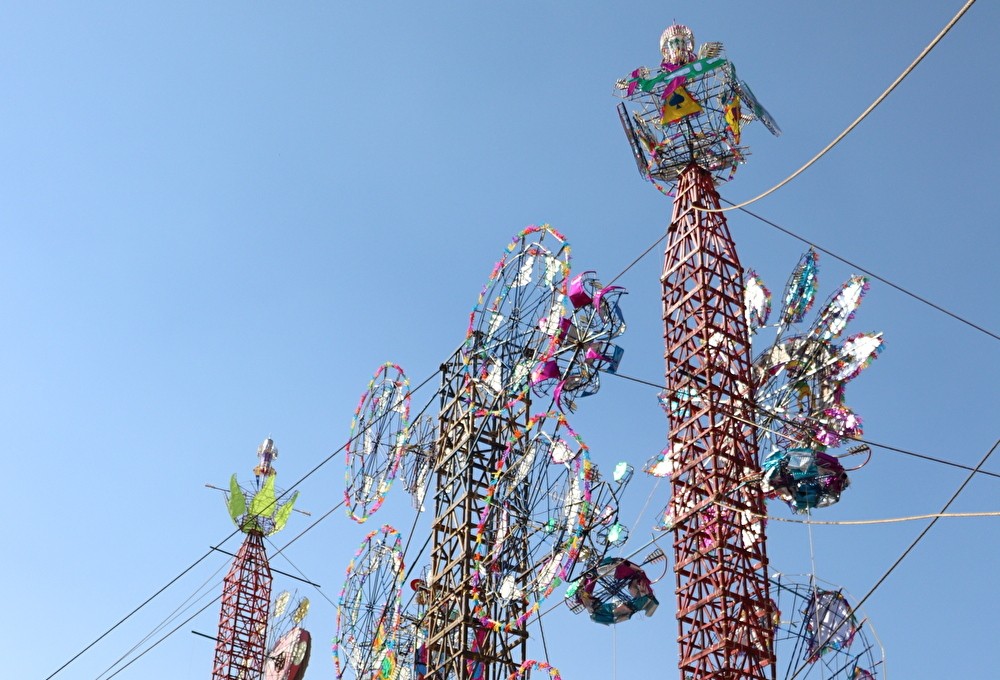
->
[852,438,998,613]
[103,595,222,680]
[722,198,1000,343]
[94,558,231,680]
[608,369,1000,481]
[43,541,233,680]
[264,503,348,610]
[606,232,666,287]
[288,364,444,510]
[604,202,1000,344]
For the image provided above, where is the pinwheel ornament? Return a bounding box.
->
[530,270,627,412]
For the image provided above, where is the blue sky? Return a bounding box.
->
[4,2,998,679]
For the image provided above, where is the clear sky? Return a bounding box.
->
[4,2,998,679]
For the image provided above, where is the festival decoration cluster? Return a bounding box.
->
[566,553,666,626]
[206,19,892,680]
[749,250,885,513]
[332,225,653,680]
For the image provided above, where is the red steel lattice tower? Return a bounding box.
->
[614,23,783,678]
[212,437,299,680]
[211,531,273,680]
[662,164,774,679]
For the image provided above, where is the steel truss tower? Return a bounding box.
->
[423,349,530,680]
[212,531,273,680]
[663,164,775,679]
[212,438,297,680]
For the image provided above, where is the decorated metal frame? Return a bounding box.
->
[614,24,780,189]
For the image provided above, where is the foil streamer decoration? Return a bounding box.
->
[761,447,850,512]
[273,591,290,619]
[750,250,882,512]
[830,332,885,382]
[729,63,782,137]
[752,337,867,504]
[779,249,819,327]
[509,661,563,680]
[811,405,863,449]
[532,269,628,412]
[769,574,884,679]
[804,590,859,660]
[809,276,870,342]
[744,270,772,332]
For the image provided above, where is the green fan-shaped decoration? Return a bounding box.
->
[227,473,299,536]
[228,474,246,523]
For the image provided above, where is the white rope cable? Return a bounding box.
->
[697,0,978,213]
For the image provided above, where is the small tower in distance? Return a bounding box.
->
[212,438,300,680]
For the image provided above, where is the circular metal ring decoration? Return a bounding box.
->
[332,525,407,680]
[464,224,571,415]
[345,363,411,523]
[469,411,594,630]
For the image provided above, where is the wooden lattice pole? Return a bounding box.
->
[423,349,529,680]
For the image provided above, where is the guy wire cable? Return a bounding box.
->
[103,595,222,680]
[724,198,1000,342]
[851,437,999,614]
[607,368,1000,480]
[601,197,1000,344]
[95,556,232,680]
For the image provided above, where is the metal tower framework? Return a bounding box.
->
[663,164,775,679]
[211,531,273,680]
[423,349,530,680]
